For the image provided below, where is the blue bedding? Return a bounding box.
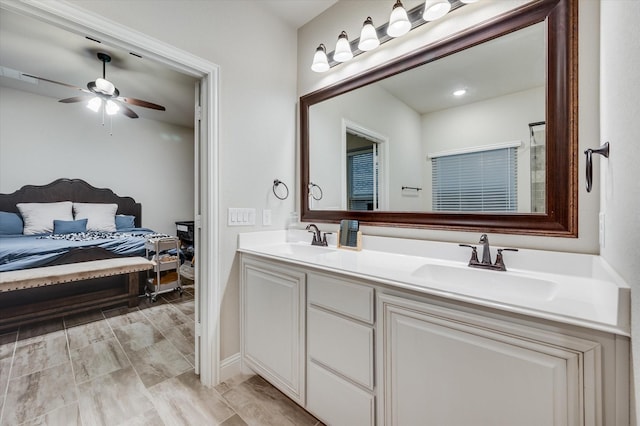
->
[0,228,160,272]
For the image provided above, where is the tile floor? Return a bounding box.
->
[0,286,322,426]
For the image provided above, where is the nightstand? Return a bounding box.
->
[175,220,195,261]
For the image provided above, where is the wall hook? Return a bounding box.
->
[584,142,609,193]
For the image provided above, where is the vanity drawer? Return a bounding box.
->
[308,306,374,390]
[307,273,374,323]
[307,360,375,426]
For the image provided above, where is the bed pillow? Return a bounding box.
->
[0,211,24,235]
[115,214,136,230]
[17,201,73,235]
[73,203,118,232]
[53,218,88,234]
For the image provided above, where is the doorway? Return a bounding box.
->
[1,1,221,386]
[346,133,379,211]
[342,119,389,211]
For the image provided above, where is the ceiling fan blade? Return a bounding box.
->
[59,96,89,104]
[22,74,90,93]
[119,103,139,119]
[119,97,166,111]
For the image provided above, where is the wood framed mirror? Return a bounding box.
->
[300,0,577,237]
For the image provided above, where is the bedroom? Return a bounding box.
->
[0,9,196,236]
[0,3,302,420]
[0,5,200,336]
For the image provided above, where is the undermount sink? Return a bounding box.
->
[263,243,337,258]
[410,263,559,302]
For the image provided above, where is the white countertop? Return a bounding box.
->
[238,230,631,336]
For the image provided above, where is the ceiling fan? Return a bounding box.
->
[23,52,166,119]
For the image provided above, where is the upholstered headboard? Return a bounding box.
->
[0,178,142,227]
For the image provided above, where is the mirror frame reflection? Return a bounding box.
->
[300,0,577,237]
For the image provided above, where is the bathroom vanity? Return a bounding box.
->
[238,230,630,426]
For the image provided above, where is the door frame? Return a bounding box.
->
[341,119,389,211]
[0,0,221,386]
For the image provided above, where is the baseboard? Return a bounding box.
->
[219,352,252,382]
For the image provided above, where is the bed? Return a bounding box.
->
[0,178,162,329]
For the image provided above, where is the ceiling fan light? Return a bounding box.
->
[358,17,380,51]
[334,31,353,62]
[387,0,411,38]
[95,77,115,95]
[423,0,451,21]
[105,100,120,115]
[311,44,330,73]
[87,97,102,112]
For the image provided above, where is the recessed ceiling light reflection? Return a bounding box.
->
[453,89,467,97]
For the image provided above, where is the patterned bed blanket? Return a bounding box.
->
[0,228,168,272]
[39,231,170,242]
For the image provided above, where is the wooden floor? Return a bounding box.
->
[0,286,322,426]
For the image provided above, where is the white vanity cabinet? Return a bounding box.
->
[306,273,376,426]
[239,249,629,426]
[377,293,606,426]
[240,256,306,405]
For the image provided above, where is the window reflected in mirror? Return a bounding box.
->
[347,132,380,211]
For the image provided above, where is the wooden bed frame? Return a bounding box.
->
[0,178,147,330]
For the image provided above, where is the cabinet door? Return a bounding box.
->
[241,257,305,404]
[378,294,600,426]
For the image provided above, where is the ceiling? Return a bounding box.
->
[0,1,541,129]
[261,0,338,28]
[378,22,546,114]
[0,1,337,129]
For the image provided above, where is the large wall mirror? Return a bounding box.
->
[300,0,577,236]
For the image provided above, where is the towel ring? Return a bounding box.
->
[308,182,323,201]
[584,142,609,193]
[273,179,289,200]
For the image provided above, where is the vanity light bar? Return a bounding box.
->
[312,0,469,72]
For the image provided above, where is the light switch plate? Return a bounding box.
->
[262,209,272,226]
[228,208,256,226]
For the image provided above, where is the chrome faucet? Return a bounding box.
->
[306,224,328,246]
[479,233,492,265]
[459,234,518,271]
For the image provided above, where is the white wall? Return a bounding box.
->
[0,86,194,235]
[298,0,601,254]
[65,0,299,360]
[599,0,640,419]
[422,86,545,212]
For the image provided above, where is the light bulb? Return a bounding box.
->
[334,31,353,62]
[95,77,115,95]
[423,0,451,21]
[358,17,380,51]
[387,0,411,38]
[105,100,120,115]
[87,97,102,112]
[311,44,330,73]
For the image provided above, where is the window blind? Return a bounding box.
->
[347,148,378,210]
[431,147,517,212]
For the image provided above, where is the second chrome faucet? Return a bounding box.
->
[460,234,518,271]
[306,224,330,247]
